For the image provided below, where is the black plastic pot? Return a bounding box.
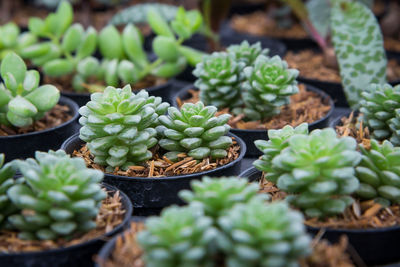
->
[61,78,177,107]
[61,132,246,215]
[173,84,334,157]
[329,108,353,129]
[0,96,79,163]
[220,21,315,51]
[240,166,400,265]
[0,183,133,267]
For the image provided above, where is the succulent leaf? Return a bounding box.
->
[331,0,387,109]
[226,41,269,67]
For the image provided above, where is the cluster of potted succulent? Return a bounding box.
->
[1,0,400,266]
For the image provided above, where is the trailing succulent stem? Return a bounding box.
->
[157,102,232,161]
[8,150,106,240]
[356,140,400,204]
[0,53,59,127]
[79,85,169,170]
[360,83,400,146]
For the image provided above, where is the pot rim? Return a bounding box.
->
[0,96,79,140]
[60,78,174,98]
[62,132,246,182]
[173,83,335,133]
[240,166,400,233]
[0,183,133,257]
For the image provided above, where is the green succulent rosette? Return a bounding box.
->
[79,85,169,169]
[226,40,269,67]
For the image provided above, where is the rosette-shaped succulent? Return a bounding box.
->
[389,109,400,145]
[356,140,400,203]
[360,84,400,146]
[226,41,269,66]
[271,128,362,218]
[193,52,245,109]
[137,206,217,267]
[253,123,309,183]
[7,150,106,240]
[241,55,299,120]
[0,53,60,127]
[179,176,265,220]
[0,154,20,227]
[79,85,169,169]
[218,200,311,267]
[158,102,232,161]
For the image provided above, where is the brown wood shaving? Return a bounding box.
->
[0,104,72,136]
[0,190,125,253]
[44,75,167,94]
[258,173,400,229]
[230,11,309,39]
[73,140,240,178]
[98,222,354,267]
[285,49,400,83]
[178,84,331,130]
[335,112,371,148]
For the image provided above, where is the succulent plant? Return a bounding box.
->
[270,128,362,218]
[193,52,246,109]
[137,206,217,267]
[7,150,106,240]
[226,41,269,67]
[179,176,265,220]
[356,140,400,204]
[0,22,37,60]
[253,123,309,183]
[241,55,299,121]
[79,85,170,170]
[389,109,400,146]
[0,154,20,227]
[157,102,232,161]
[218,199,311,267]
[359,83,400,146]
[0,53,60,127]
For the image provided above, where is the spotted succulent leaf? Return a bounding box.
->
[331,0,387,109]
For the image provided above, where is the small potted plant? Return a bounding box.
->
[0,150,132,266]
[20,1,206,106]
[174,42,333,157]
[96,177,355,267]
[242,124,400,265]
[0,22,37,61]
[281,0,400,107]
[61,85,245,214]
[0,52,79,162]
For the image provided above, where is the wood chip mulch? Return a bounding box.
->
[285,50,400,83]
[258,172,400,229]
[177,84,331,130]
[44,75,167,94]
[335,112,371,148]
[385,37,400,53]
[230,11,309,39]
[97,221,354,267]
[73,140,240,178]
[0,104,72,136]
[0,190,126,253]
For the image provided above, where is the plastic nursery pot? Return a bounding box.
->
[96,217,145,267]
[0,96,79,163]
[329,108,353,129]
[61,132,246,216]
[173,84,334,158]
[239,167,400,265]
[220,21,316,51]
[61,78,176,107]
[0,183,133,267]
